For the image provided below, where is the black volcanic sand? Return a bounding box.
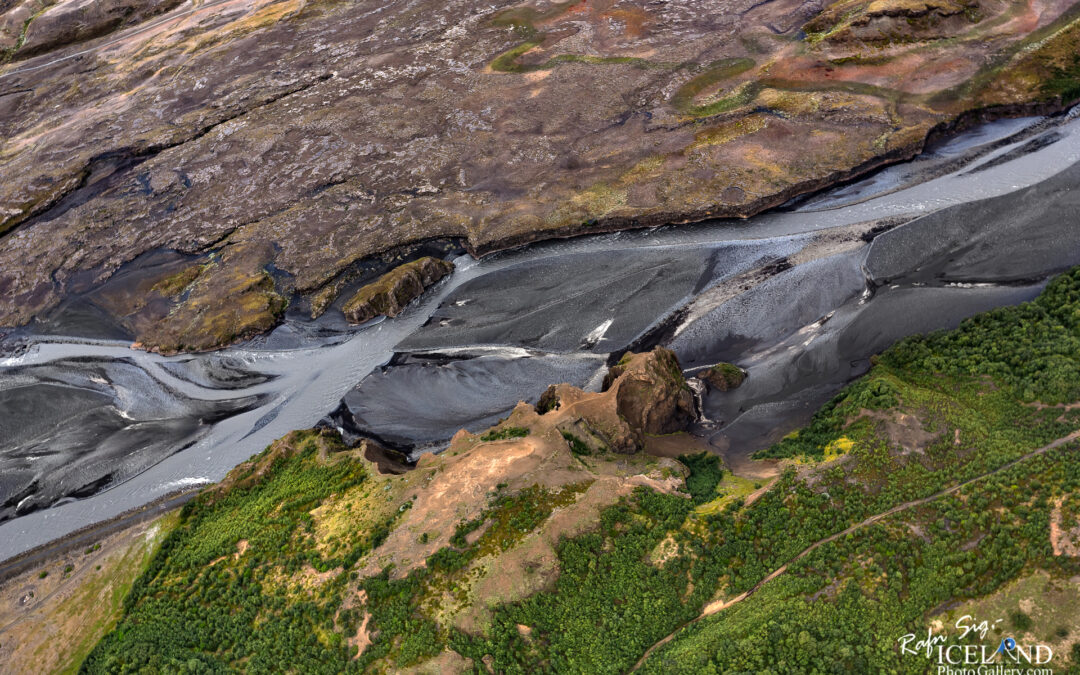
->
[0,358,263,521]
[865,158,1080,284]
[332,350,607,454]
[158,356,276,390]
[397,239,806,354]
[364,159,1080,458]
[679,161,1080,457]
[691,282,1045,456]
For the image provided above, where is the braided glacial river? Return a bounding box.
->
[2,108,1080,562]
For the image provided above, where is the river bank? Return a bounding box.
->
[1,106,1079,562]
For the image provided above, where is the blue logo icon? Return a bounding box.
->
[996,637,1017,654]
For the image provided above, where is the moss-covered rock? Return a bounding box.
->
[342,257,453,324]
[133,242,288,354]
[696,362,746,392]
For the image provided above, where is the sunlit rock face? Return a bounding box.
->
[2,0,1079,350]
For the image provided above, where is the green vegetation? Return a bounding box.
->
[637,267,1080,671]
[487,2,677,74]
[643,442,1080,672]
[51,515,175,675]
[671,58,757,116]
[344,484,585,670]
[341,256,453,323]
[490,38,545,73]
[679,452,725,504]
[760,267,1080,460]
[561,430,592,455]
[81,430,395,673]
[480,426,530,442]
[84,267,1080,673]
[450,487,698,673]
[0,1,52,64]
[452,267,1080,672]
[755,373,900,460]
[1044,51,1080,102]
[1011,609,1034,632]
[698,362,746,391]
[150,263,205,298]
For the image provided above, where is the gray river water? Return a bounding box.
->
[1,108,1079,562]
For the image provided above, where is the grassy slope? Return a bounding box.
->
[0,512,174,675]
[642,269,1080,673]
[54,515,177,675]
[82,268,1080,673]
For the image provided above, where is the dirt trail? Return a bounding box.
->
[630,430,1080,672]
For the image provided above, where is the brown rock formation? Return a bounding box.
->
[341,256,453,324]
[542,347,697,454]
[131,241,288,354]
[359,347,697,580]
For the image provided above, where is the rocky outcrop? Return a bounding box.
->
[5,0,184,60]
[360,439,411,476]
[342,257,454,325]
[696,363,746,392]
[364,347,697,580]
[606,348,697,437]
[805,0,984,44]
[130,242,288,354]
[540,348,697,454]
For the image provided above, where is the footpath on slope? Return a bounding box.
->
[631,429,1080,672]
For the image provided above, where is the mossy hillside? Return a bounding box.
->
[938,4,1080,109]
[80,429,401,674]
[803,0,982,45]
[486,2,674,74]
[669,58,758,117]
[81,268,1080,673]
[134,243,289,354]
[644,440,1080,673]
[149,263,204,299]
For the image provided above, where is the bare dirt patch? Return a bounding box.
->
[1050,497,1080,556]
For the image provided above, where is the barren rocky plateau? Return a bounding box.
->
[2,0,1080,351]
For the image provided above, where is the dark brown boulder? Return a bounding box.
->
[530,348,697,454]
[609,348,697,437]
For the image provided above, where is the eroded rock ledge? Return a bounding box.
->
[341,257,454,325]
